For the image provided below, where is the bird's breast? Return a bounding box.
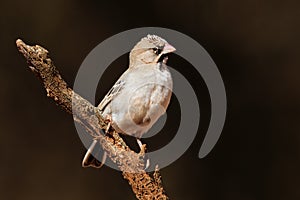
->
[107,64,173,137]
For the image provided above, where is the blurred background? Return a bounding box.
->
[1,0,299,199]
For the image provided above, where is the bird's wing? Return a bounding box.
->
[97,78,125,111]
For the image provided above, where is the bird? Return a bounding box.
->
[82,34,176,168]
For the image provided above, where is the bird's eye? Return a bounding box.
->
[152,47,161,55]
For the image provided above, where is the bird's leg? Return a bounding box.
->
[105,122,111,134]
[105,115,112,134]
[136,138,143,149]
[104,115,124,147]
[136,138,150,170]
[94,113,113,141]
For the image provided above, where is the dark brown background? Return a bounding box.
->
[1,0,299,199]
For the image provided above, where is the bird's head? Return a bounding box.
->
[129,34,176,67]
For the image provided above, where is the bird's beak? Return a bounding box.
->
[162,43,176,54]
[154,43,176,63]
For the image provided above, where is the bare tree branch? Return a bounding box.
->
[16,39,169,200]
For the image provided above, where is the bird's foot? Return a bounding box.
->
[105,122,111,134]
[104,115,112,134]
[136,138,150,170]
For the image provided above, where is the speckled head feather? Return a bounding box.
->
[132,34,168,50]
[143,34,167,47]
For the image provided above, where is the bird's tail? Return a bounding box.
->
[82,140,107,168]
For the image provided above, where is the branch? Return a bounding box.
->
[16,39,169,200]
